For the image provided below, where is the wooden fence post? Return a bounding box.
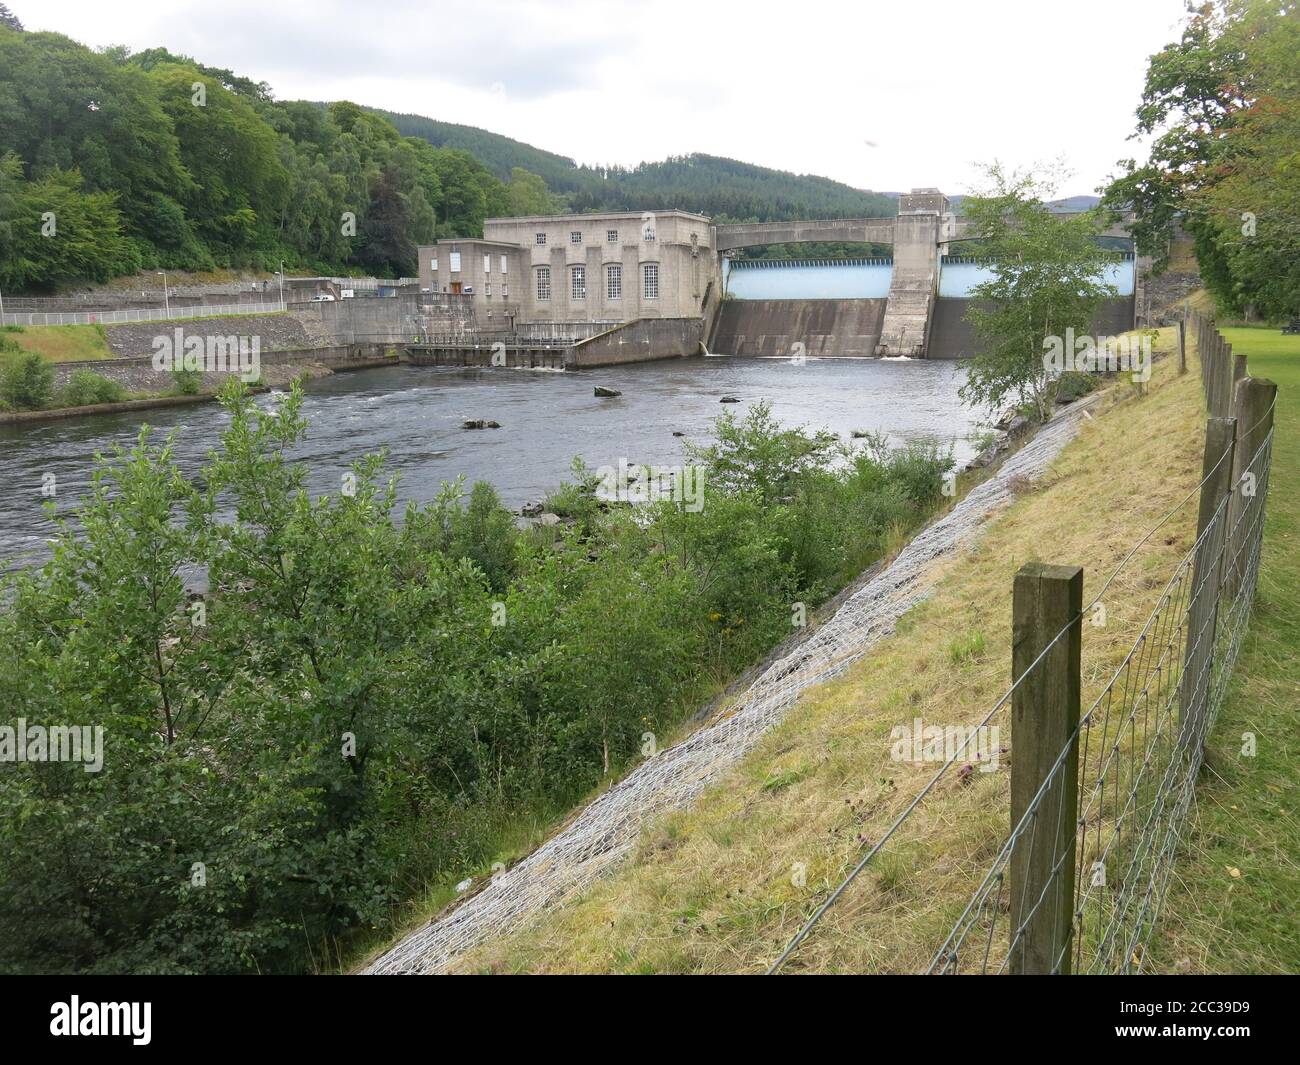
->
[1010,562,1083,975]
[1178,317,1187,375]
[1225,377,1278,599]
[1179,417,1237,756]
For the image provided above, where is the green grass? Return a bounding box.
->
[1,324,113,362]
[1151,324,1300,974]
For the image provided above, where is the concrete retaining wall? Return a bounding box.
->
[927,297,1137,360]
[105,314,310,357]
[290,293,433,346]
[51,344,397,394]
[569,318,703,367]
[710,298,887,356]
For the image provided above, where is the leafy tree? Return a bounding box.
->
[959,164,1118,421]
[0,166,139,289]
[147,63,288,264]
[357,166,416,276]
[1103,0,1300,316]
[505,167,558,215]
[0,29,192,242]
[0,349,53,408]
[0,4,21,32]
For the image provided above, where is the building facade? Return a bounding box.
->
[418,210,715,330]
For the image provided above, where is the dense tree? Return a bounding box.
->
[1103,0,1300,317]
[357,167,417,276]
[0,158,139,290]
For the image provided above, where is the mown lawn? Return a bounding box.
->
[1150,325,1300,974]
[1,324,114,362]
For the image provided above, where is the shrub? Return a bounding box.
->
[171,366,203,395]
[0,380,955,975]
[57,369,127,408]
[0,351,54,410]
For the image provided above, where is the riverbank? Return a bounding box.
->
[363,328,1210,974]
[0,343,399,424]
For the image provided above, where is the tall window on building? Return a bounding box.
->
[500,255,508,274]
[449,251,461,272]
[606,264,622,299]
[483,254,492,273]
[571,266,586,300]
[502,284,509,298]
[606,229,618,243]
[536,267,551,301]
[642,263,659,300]
[485,284,492,297]
[430,256,438,272]
[570,231,582,245]
[535,233,547,245]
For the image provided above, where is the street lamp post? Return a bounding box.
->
[278,262,286,309]
[157,270,170,318]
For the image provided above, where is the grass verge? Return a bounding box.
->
[1,324,113,362]
[1148,324,1299,974]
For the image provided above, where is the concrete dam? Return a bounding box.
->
[707,188,1141,360]
[405,188,1141,368]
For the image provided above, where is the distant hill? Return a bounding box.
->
[373,109,898,223]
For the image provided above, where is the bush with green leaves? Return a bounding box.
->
[0,386,952,974]
[57,369,128,408]
[0,350,54,410]
[171,366,203,395]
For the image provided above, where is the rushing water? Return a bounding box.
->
[0,356,981,571]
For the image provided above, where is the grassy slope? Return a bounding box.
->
[1149,326,1300,974]
[430,336,1215,974]
[3,325,113,362]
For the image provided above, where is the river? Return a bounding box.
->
[0,355,981,571]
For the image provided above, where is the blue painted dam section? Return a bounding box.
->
[938,257,1135,298]
[723,255,1136,300]
[722,258,893,299]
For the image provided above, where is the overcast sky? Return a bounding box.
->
[21,0,1189,198]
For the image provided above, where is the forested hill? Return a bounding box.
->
[0,20,894,293]
[376,109,899,222]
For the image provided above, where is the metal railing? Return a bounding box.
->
[1,300,289,328]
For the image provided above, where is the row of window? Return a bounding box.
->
[534,264,657,301]
[429,253,511,274]
[535,227,654,246]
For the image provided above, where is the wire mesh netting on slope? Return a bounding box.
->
[363,399,1098,974]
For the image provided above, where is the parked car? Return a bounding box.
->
[310,293,336,302]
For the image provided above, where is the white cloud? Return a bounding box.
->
[21,0,1187,197]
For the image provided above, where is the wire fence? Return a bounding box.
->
[0,300,288,327]
[929,421,1271,974]
[770,309,1277,974]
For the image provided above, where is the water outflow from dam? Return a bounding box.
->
[0,357,981,571]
